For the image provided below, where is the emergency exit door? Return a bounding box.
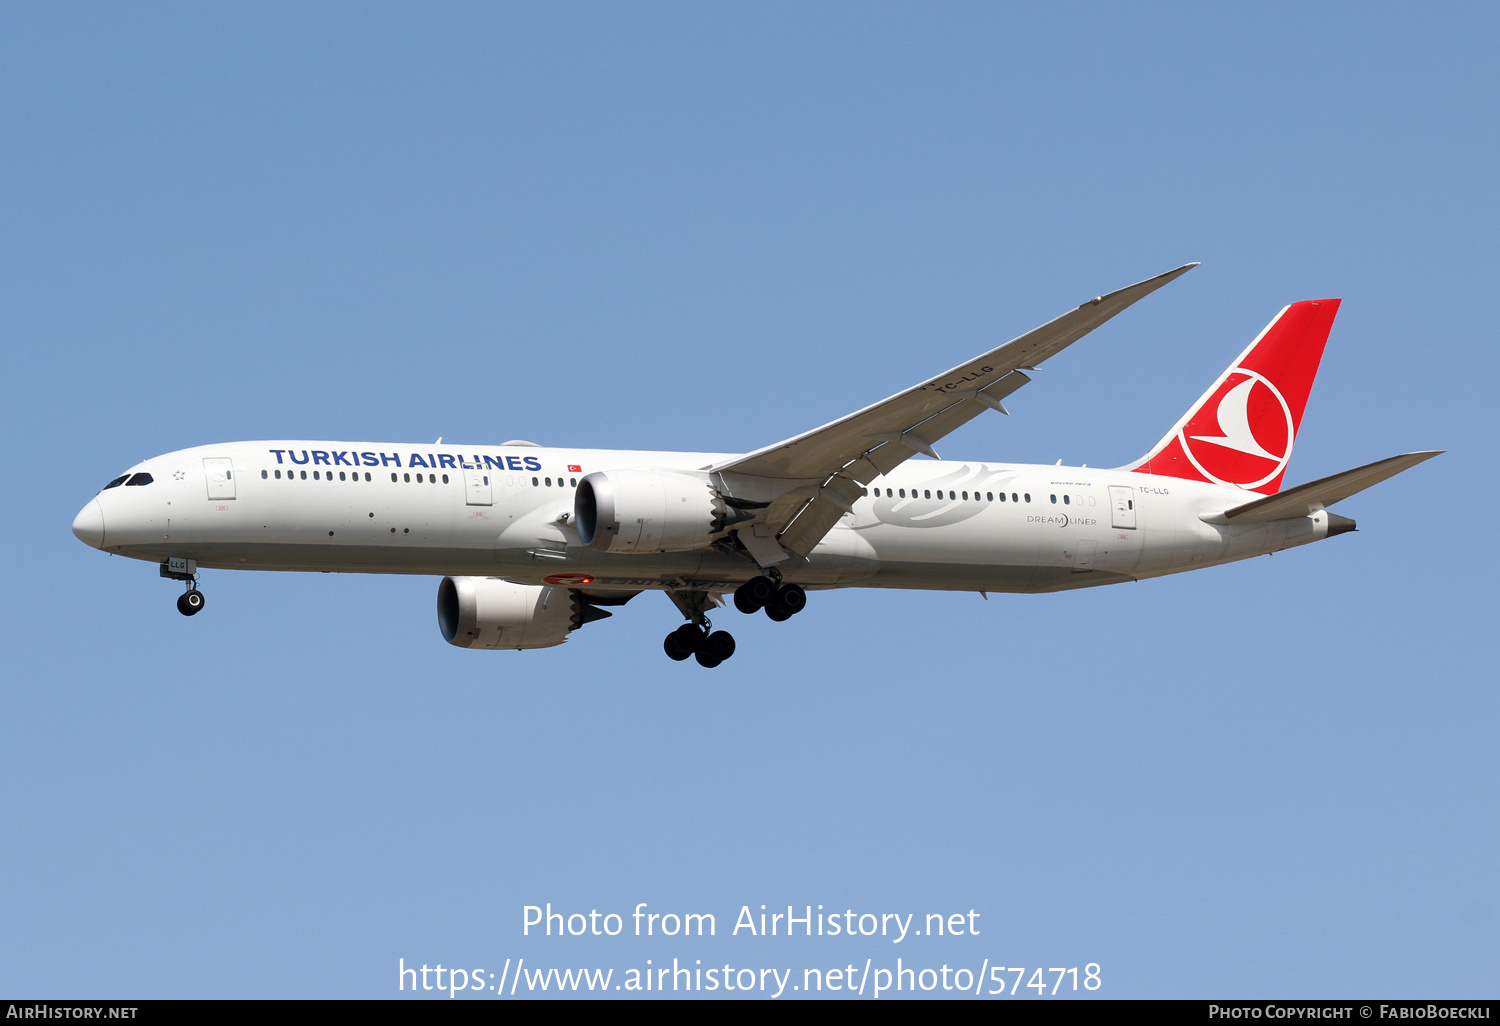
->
[1109,485,1136,529]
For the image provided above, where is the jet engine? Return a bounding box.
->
[574,469,730,554]
[437,577,609,650]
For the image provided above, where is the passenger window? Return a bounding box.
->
[532,477,539,486]
[1063,495,1070,505]
[300,471,307,480]
[442,474,449,483]
[339,471,346,481]
[1050,494,1056,503]
[924,490,931,499]
[886,488,893,497]
[962,491,968,500]
[899,489,906,498]
[364,472,371,481]
[103,474,130,490]
[570,477,577,487]
[261,470,268,479]
[403,473,410,483]
[313,471,320,480]
[545,477,552,487]
[1024,493,1030,502]
[275,470,282,479]
[483,476,489,485]
[391,473,398,482]
[125,473,154,486]
[225,471,232,479]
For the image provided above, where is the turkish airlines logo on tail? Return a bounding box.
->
[1179,369,1295,489]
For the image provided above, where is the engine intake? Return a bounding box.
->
[574,470,727,554]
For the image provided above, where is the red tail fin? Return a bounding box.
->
[1127,299,1340,494]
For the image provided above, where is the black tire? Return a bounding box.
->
[735,576,776,614]
[694,649,723,668]
[704,630,736,661]
[672,623,704,651]
[663,633,692,661]
[775,583,807,615]
[765,600,793,622]
[177,590,204,617]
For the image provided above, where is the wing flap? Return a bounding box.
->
[777,474,868,557]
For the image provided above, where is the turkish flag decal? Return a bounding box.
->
[567,465,582,473]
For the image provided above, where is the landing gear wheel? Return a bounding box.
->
[663,632,693,661]
[734,576,776,614]
[665,623,702,662]
[177,589,205,617]
[764,582,805,621]
[694,649,723,668]
[703,630,736,661]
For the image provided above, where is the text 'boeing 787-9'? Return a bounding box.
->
[73,264,1440,666]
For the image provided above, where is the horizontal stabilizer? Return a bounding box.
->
[1211,451,1442,524]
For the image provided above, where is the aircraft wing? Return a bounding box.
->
[1212,450,1443,524]
[711,262,1199,558]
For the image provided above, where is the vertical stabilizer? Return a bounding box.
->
[1127,299,1340,494]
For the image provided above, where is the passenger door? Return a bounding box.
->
[464,469,494,506]
[204,458,236,500]
[1109,485,1136,529]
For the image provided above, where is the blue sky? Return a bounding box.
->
[2,2,1495,999]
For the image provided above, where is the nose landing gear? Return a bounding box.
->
[161,558,205,617]
[176,587,205,616]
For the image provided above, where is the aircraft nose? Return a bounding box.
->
[72,499,104,549]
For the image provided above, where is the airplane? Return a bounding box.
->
[71,263,1440,667]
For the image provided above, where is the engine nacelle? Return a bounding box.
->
[574,469,726,554]
[437,577,579,650]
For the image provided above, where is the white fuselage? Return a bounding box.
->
[77,440,1336,595]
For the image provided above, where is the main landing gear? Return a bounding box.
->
[663,622,737,668]
[160,558,205,616]
[661,575,805,667]
[733,575,806,621]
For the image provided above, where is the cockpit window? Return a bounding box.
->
[102,474,130,490]
[125,472,154,486]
